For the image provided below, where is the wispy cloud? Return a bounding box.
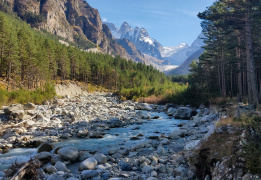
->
[102,17,107,22]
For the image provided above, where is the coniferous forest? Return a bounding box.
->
[187,0,261,106]
[0,11,186,105]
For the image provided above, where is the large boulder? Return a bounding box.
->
[93,153,107,164]
[82,170,99,179]
[57,147,78,161]
[79,158,98,171]
[169,129,186,140]
[175,107,195,120]
[78,151,92,162]
[23,103,36,110]
[120,163,132,171]
[47,174,65,180]
[46,165,58,173]
[135,103,153,111]
[55,161,69,172]
[38,152,52,161]
[76,130,88,138]
[142,165,154,174]
[164,103,176,111]
[38,142,55,153]
[167,107,177,116]
[88,131,103,138]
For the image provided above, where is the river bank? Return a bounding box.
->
[0,91,221,180]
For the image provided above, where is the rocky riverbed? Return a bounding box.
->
[0,92,220,180]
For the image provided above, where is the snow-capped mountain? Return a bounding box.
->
[161,43,189,58]
[164,33,204,65]
[103,22,118,38]
[104,21,163,60]
[103,21,204,70]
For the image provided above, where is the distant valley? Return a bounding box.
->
[104,21,204,74]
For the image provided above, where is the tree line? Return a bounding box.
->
[188,0,261,106]
[0,11,185,101]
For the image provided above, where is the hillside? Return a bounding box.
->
[1,0,131,58]
[0,9,187,106]
[167,48,204,75]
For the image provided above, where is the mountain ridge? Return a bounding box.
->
[164,33,204,65]
[3,0,131,59]
[104,21,163,60]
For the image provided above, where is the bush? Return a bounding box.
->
[0,83,56,107]
[242,116,261,175]
[170,84,209,107]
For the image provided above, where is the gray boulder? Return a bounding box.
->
[93,153,107,164]
[164,103,176,111]
[23,103,36,110]
[38,152,52,160]
[135,103,153,111]
[167,107,176,116]
[169,129,186,140]
[38,142,55,153]
[46,165,58,174]
[82,170,99,179]
[76,130,88,138]
[120,163,132,171]
[47,174,65,180]
[175,107,195,120]
[78,151,92,162]
[79,157,98,171]
[55,161,69,172]
[57,147,78,161]
[142,165,154,174]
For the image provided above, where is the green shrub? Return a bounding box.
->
[0,83,56,107]
[242,116,261,175]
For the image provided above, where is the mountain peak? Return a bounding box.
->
[105,21,163,59]
[161,43,189,58]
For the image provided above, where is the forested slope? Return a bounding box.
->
[0,11,186,104]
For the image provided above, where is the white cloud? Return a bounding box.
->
[102,17,107,22]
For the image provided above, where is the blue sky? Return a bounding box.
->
[88,0,215,47]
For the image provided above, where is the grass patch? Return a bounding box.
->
[216,117,243,127]
[137,95,168,105]
[0,83,56,107]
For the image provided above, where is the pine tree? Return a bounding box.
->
[0,13,9,77]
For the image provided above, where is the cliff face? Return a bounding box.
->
[5,0,128,58]
[116,38,145,63]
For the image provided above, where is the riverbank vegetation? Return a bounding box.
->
[0,83,55,107]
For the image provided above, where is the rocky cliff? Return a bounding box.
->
[4,0,128,58]
[115,38,145,63]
